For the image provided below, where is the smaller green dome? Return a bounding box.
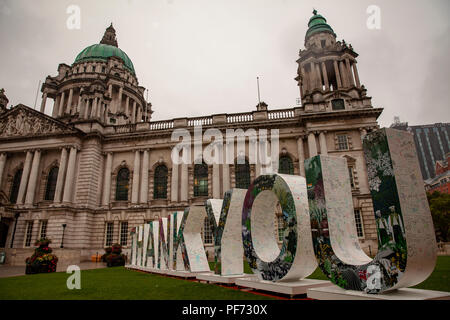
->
[73,43,135,74]
[305,10,336,40]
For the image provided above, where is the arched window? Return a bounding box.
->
[10,169,22,204]
[115,167,130,201]
[235,157,250,189]
[44,167,59,201]
[278,155,294,175]
[194,162,208,197]
[153,165,168,199]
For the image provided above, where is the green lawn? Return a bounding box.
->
[0,267,273,300]
[0,256,448,300]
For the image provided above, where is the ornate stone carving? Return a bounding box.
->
[0,107,74,138]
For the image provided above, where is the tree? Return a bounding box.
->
[427,191,450,242]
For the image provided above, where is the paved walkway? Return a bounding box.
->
[0,261,107,278]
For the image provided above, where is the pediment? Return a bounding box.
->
[0,104,79,139]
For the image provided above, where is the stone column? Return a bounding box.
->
[300,65,309,93]
[62,147,77,203]
[255,162,262,177]
[352,63,361,88]
[137,105,142,123]
[54,147,68,204]
[97,101,103,118]
[315,63,323,89]
[0,153,6,188]
[125,96,130,119]
[84,99,90,119]
[132,101,137,123]
[131,150,141,204]
[333,60,342,89]
[309,62,317,90]
[25,149,41,206]
[321,62,329,91]
[140,149,149,204]
[52,94,60,117]
[66,88,73,115]
[117,86,123,113]
[76,90,83,115]
[40,92,47,113]
[346,59,355,87]
[108,84,113,98]
[222,163,230,193]
[102,152,113,206]
[17,151,33,205]
[339,61,348,87]
[58,91,65,117]
[319,131,328,155]
[171,160,179,203]
[180,162,188,202]
[297,137,305,177]
[91,97,98,118]
[212,163,220,198]
[308,132,318,158]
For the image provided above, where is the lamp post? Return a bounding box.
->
[60,223,67,248]
[10,213,20,248]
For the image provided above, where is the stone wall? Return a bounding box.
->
[4,248,81,266]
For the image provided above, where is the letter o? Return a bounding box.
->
[242,173,317,281]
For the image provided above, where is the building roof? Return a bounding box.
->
[425,170,450,186]
[74,44,135,74]
[305,10,336,40]
[73,24,136,74]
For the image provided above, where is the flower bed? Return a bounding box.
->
[25,238,58,274]
[102,243,126,267]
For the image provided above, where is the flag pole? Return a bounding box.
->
[257,76,261,109]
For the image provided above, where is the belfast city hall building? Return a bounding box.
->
[0,11,382,265]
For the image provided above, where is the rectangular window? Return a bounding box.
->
[348,166,355,188]
[39,220,48,239]
[337,134,349,150]
[120,221,128,246]
[354,209,364,238]
[24,221,33,247]
[277,216,285,242]
[201,217,213,245]
[194,178,209,197]
[105,222,114,247]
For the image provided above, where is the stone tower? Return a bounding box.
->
[295,10,372,113]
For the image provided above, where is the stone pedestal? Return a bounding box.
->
[196,273,253,284]
[307,286,450,300]
[235,277,331,298]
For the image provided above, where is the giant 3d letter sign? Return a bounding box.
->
[173,206,210,272]
[306,128,437,293]
[207,189,247,276]
[242,174,317,281]
[128,128,437,294]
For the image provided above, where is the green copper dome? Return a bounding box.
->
[73,43,136,74]
[305,10,336,40]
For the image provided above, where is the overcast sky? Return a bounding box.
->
[0,0,448,127]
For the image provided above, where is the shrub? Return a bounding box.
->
[102,243,126,267]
